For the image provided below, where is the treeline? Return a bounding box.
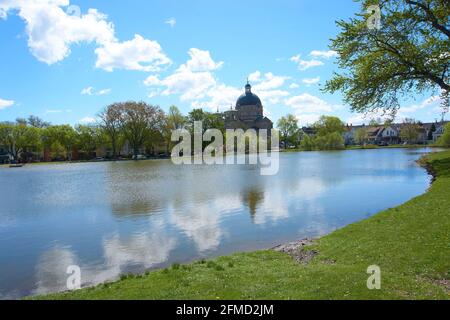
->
[0,102,224,162]
[277,115,347,151]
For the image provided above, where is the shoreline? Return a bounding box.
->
[30,149,450,300]
[1,145,444,168]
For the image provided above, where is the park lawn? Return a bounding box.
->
[34,151,450,300]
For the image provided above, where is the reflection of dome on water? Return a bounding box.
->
[236,83,262,107]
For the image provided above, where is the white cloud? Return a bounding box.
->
[143,48,221,101]
[296,114,322,126]
[144,49,291,110]
[97,88,111,96]
[165,17,176,28]
[81,86,94,95]
[45,109,63,114]
[248,71,261,82]
[302,77,320,86]
[79,116,96,124]
[290,54,324,71]
[1,1,171,72]
[310,50,338,59]
[81,87,111,96]
[289,83,300,89]
[285,93,335,113]
[1,0,115,64]
[398,95,441,114]
[0,98,14,110]
[95,34,171,72]
[252,72,290,91]
[183,48,223,72]
[161,70,216,101]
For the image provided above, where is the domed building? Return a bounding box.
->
[224,82,273,131]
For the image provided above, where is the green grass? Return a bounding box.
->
[33,151,450,300]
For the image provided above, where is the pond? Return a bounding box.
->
[0,148,435,298]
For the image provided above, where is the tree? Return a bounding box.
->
[43,125,77,160]
[437,122,450,146]
[312,116,346,150]
[163,106,187,153]
[300,134,315,151]
[120,101,165,158]
[75,124,105,158]
[428,123,437,140]
[27,115,50,128]
[400,118,421,143]
[324,0,450,114]
[277,114,300,149]
[99,104,123,159]
[187,109,224,133]
[0,122,41,161]
[354,127,369,145]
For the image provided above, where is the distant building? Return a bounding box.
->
[433,122,448,142]
[224,82,273,132]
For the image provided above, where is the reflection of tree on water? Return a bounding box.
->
[105,163,164,217]
[242,188,265,222]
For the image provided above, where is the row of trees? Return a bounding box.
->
[0,118,108,161]
[277,115,346,151]
[0,102,226,162]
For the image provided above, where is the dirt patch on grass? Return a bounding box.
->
[433,279,450,293]
[272,239,318,264]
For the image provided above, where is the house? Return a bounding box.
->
[379,125,401,144]
[433,122,448,142]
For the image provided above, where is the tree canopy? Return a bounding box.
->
[324,0,450,115]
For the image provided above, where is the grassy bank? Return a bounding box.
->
[35,151,450,300]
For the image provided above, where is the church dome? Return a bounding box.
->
[236,83,261,107]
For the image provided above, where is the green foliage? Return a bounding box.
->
[187,109,225,133]
[0,122,42,160]
[354,127,369,145]
[311,116,346,150]
[300,134,315,151]
[324,0,450,114]
[399,118,421,144]
[437,122,450,147]
[277,114,300,149]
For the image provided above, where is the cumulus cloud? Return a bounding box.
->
[0,98,14,110]
[285,93,335,113]
[290,54,324,71]
[183,48,223,72]
[309,50,338,59]
[1,1,171,72]
[79,116,96,124]
[289,83,300,89]
[1,0,115,64]
[95,34,171,72]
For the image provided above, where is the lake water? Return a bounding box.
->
[0,148,435,298]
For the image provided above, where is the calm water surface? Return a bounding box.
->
[0,148,435,298]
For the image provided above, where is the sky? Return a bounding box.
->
[0,0,446,127]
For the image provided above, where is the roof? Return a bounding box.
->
[236,84,261,107]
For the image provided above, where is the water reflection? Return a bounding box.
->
[33,225,177,295]
[0,148,435,298]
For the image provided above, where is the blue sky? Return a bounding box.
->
[0,0,445,126]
